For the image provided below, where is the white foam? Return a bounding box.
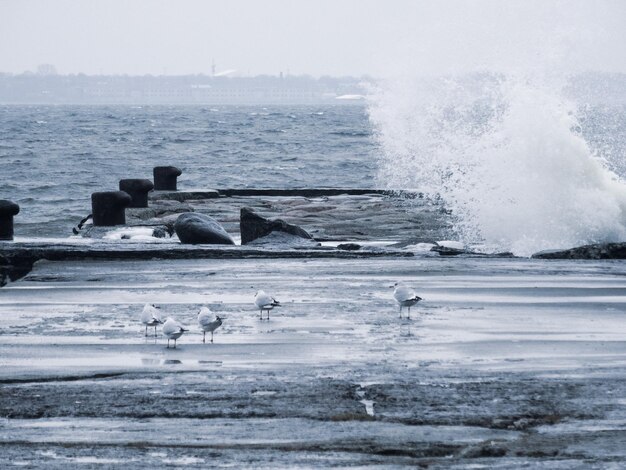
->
[369,3,626,256]
[101,227,177,243]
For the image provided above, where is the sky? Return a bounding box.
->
[0,0,625,77]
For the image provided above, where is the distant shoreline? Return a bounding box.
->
[0,74,368,106]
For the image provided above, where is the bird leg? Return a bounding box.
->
[173,338,177,349]
[203,331,206,344]
[167,338,170,348]
[399,306,403,319]
[407,307,411,319]
[211,331,214,343]
[145,325,148,337]
[259,309,263,320]
[154,325,158,337]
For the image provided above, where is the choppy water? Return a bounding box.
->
[2,102,626,253]
[0,105,376,237]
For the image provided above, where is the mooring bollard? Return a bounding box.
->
[153,166,182,191]
[119,179,154,208]
[91,191,132,226]
[0,200,20,240]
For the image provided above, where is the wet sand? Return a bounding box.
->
[1,256,625,467]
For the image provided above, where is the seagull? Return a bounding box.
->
[162,317,188,349]
[393,282,423,319]
[140,303,163,337]
[197,307,223,343]
[254,290,280,320]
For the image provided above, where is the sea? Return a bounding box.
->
[0,105,377,238]
[1,100,626,254]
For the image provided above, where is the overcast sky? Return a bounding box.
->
[1,0,624,77]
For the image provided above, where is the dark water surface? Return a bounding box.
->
[0,105,377,237]
[2,103,624,240]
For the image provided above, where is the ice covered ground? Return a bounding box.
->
[0,256,625,467]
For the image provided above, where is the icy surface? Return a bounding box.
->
[0,256,625,467]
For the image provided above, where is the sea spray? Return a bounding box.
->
[370,74,626,256]
[368,1,626,256]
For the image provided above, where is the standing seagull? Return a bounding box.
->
[197,307,223,343]
[393,283,423,319]
[162,317,188,349]
[140,303,163,337]
[254,290,280,321]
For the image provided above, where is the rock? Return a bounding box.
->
[78,226,113,239]
[220,189,389,197]
[0,252,37,287]
[152,226,172,238]
[462,443,508,458]
[435,240,465,250]
[431,242,514,258]
[337,243,361,251]
[431,241,467,256]
[430,245,467,256]
[174,213,235,245]
[247,231,321,248]
[149,190,219,202]
[240,207,313,245]
[532,242,626,260]
[0,241,413,286]
[127,200,194,222]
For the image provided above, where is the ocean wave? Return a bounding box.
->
[371,75,626,256]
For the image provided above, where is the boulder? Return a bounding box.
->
[240,207,312,245]
[532,242,626,260]
[174,213,235,245]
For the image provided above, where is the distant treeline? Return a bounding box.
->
[0,73,369,105]
[0,72,623,105]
